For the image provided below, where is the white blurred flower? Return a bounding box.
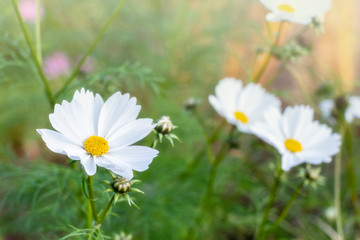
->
[319,97,360,123]
[259,0,332,25]
[18,0,44,23]
[37,89,158,179]
[251,105,341,171]
[208,78,281,134]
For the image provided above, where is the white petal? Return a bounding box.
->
[108,119,155,147]
[81,155,97,176]
[50,99,92,143]
[281,153,304,171]
[319,99,334,118]
[98,92,141,138]
[107,146,158,171]
[37,129,86,160]
[95,156,134,180]
[209,95,226,119]
[259,0,274,11]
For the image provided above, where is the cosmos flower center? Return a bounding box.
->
[234,111,248,123]
[84,136,109,156]
[278,4,295,13]
[284,139,302,153]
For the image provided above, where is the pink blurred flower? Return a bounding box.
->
[43,52,70,80]
[18,0,44,23]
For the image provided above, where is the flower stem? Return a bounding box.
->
[257,166,284,239]
[35,0,42,66]
[184,126,236,239]
[96,194,116,226]
[334,126,344,239]
[11,0,55,108]
[86,176,99,224]
[271,180,304,231]
[344,123,360,229]
[179,119,225,180]
[252,21,283,83]
[55,0,127,99]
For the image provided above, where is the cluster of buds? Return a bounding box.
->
[114,232,133,240]
[104,173,143,208]
[272,41,310,62]
[153,116,180,147]
[299,165,325,188]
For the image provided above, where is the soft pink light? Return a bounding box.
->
[18,0,44,23]
[43,52,70,80]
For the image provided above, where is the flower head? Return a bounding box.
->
[209,78,281,134]
[251,105,341,171]
[37,89,158,179]
[18,0,44,23]
[259,0,332,25]
[43,52,70,80]
[319,96,360,123]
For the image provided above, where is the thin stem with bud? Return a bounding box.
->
[11,0,55,108]
[252,21,283,83]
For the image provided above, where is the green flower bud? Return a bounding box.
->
[112,176,131,194]
[334,96,348,117]
[184,97,197,111]
[155,116,174,134]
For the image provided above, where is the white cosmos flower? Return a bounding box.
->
[259,0,332,25]
[251,105,341,171]
[37,88,158,179]
[319,97,360,123]
[208,78,281,134]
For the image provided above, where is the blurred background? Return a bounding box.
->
[0,0,360,239]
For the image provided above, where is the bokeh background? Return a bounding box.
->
[1,0,360,239]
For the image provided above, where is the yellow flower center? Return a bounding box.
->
[84,136,109,156]
[284,139,302,153]
[234,111,248,124]
[278,4,295,13]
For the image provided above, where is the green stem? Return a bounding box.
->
[271,181,304,231]
[11,0,55,108]
[179,119,225,180]
[257,166,284,239]
[86,201,92,228]
[344,123,360,229]
[55,0,127,99]
[193,110,216,163]
[184,126,236,239]
[252,21,283,83]
[87,176,99,224]
[263,60,288,88]
[35,0,42,65]
[97,194,116,225]
[335,126,344,239]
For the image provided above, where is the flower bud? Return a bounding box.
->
[311,15,325,34]
[324,206,336,222]
[334,96,348,117]
[299,165,324,187]
[305,167,321,182]
[184,97,197,111]
[155,116,174,134]
[112,176,131,194]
